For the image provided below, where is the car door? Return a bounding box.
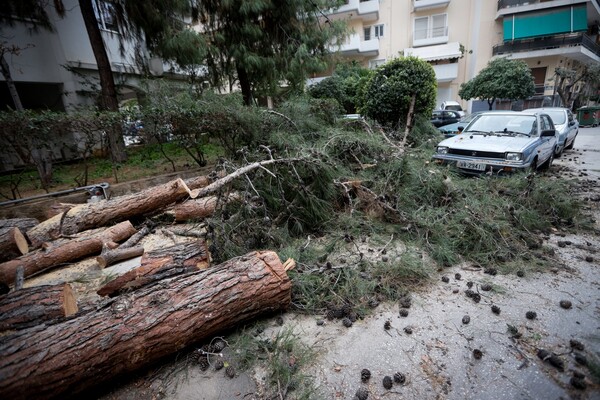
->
[538,114,555,162]
[566,110,577,142]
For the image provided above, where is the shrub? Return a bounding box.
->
[360,56,436,128]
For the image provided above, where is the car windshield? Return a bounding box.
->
[465,114,537,136]
[543,110,567,125]
[445,105,463,111]
[459,113,479,123]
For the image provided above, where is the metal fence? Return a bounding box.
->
[492,32,600,58]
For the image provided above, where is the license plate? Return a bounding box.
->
[456,160,486,171]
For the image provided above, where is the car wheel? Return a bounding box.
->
[530,157,538,172]
[565,135,576,150]
[554,145,563,158]
[540,150,554,170]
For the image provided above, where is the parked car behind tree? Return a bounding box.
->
[431,110,462,128]
[523,107,578,157]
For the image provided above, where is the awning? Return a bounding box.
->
[404,42,462,61]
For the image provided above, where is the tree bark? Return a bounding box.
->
[0,251,291,400]
[170,194,237,222]
[96,245,144,268]
[236,63,254,106]
[0,217,39,232]
[97,239,208,297]
[78,0,127,163]
[26,178,194,248]
[0,227,29,262]
[0,221,136,285]
[0,283,78,332]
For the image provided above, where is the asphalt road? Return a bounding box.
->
[559,125,600,178]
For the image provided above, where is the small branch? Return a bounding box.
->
[265,109,298,131]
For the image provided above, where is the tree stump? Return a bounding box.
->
[0,251,291,400]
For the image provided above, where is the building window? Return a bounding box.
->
[414,14,447,40]
[364,24,384,41]
[93,0,119,32]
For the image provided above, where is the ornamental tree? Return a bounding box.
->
[459,57,535,110]
[360,56,436,128]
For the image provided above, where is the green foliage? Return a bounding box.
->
[554,62,600,109]
[360,56,437,128]
[459,57,535,109]
[308,61,372,114]
[195,0,348,103]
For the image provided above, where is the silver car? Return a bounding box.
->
[523,107,578,157]
[432,111,558,175]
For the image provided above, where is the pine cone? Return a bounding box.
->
[525,311,537,320]
[384,320,391,330]
[466,281,474,288]
[354,387,369,400]
[462,315,470,324]
[360,368,371,382]
[342,317,353,328]
[399,309,409,317]
[382,376,393,390]
[473,349,483,359]
[225,365,236,378]
[481,284,492,291]
[212,340,227,352]
[441,276,450,283]
[491,305,501,314]
[214,359,224,371]
[198,358,210,371]
[393,372,406,384]
[326,309,336,320]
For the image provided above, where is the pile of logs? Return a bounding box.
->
[0,167,295,400]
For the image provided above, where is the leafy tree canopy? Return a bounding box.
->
[459,57,535,110]
[554,62,600,109]
[360,56,436,127]
[309,61,371,114]
[194,0,347,105]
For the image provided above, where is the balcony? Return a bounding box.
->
[328,0,379,22]
[404,42,462,61]
[492,32,600,63]
[413,26,449,47]
[432,63,459,82]
[496,0,595,18]
[339,33,379,56]
[414,0,451,11]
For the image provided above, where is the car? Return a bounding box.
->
[432,111,558,175]
[522,107,578,157]
[440,100,466,117]
[431,110,462,128]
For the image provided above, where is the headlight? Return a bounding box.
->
[437,146,449,154]
[505,152,523,161]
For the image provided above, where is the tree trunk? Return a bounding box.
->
[0,53,24,111]
[0,218,39,232]
[0,227,29,263]
[0,221,136,285]
[236,63,254,106]
[0,251,292,400]
[97,239,208,297]
[78,0,127,163]
[26,178,194,248]
[0,283,78,332]
[170,194,237,222]
[96,245,144,268]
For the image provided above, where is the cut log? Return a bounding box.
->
[170,193,239,222]
[0,251,291,400]
[0,217,39,232]
[0,221,137,285]
[45,202,77,219]
[26,175,216,248]
[0,227,29,262]
[96,245,144,268]
[0,283,78,332]
[97,239,208,297]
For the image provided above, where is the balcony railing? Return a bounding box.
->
[498,0,598,11]
[338,33,380,56]
[330,0,379,20]
[492,32,600,58]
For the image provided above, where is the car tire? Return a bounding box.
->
[565,135,576,150]
[540,151,554,171]
[555,146,563,158]
[530,157,538,172]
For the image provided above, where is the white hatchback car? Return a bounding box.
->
[523,107,578,157]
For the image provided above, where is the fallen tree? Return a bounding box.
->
[0,218,39,232]
[0,251,292,400]
[0,221,137,285]
[0,283,78,332]
[97,239,208,297]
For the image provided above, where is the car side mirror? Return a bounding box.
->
[541,129,556,137]
[457,126,464,132]
[569,120,576,126]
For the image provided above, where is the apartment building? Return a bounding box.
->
[321,0,600,112]
[0,0,173,112]
[493,0,600,109]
